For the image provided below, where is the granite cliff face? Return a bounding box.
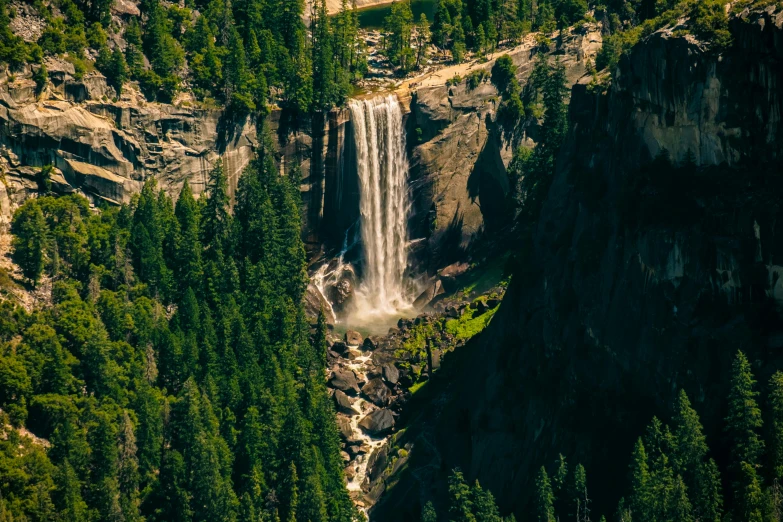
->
[372,6,783,520]
[0,58,352,255]
[406,26,602,268]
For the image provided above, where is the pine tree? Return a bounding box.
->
[224,25,255,112]
[535,466,556,522]
[738,461,764,522]
[311,0,337,111]
[174,182,204,299]
[670,474,694,522]
[449,468,476,522]
[422,500,437,522]
[53,460,88,522]
[384,0,415,72]
[770,371,783,482]
[695,458,723,522]
[672,389,722,521]
[629,438,651,522]
[471,480,502,521]
[201,159,231,260]
[415,13,431,69]
[153,449,192,522]
[571,463,589,522]
[118,412,142,522]
[11,201,48,284]
[726,351,764,468]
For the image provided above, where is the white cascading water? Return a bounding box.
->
[348,95,412,319]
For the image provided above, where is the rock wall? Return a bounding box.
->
[406,27,602,269]
[372,6,783,520]
[0,58,353,254]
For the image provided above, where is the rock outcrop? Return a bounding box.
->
[372,7,783,520]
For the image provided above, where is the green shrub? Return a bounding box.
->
[691,0,732,49]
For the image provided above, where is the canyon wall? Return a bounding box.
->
[372,6,783,520]
[405,26,601,269]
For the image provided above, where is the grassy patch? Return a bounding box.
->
[398,321,441,357]
[444,302,498,340]
[409,380,428,395]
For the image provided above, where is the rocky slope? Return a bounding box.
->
[371,6,783,520]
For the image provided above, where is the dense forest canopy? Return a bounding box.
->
[0,126,359,522]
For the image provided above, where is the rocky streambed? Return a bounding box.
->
[323,281,506,513]
[327,331,409,512]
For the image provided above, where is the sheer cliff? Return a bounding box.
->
[372,6,783,520]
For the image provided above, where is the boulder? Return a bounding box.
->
[344,465,356,481]
[431,350,442,371]
[382,363,400,385]
[329,369,360,395]
[336,415,353,440]
[413,279,446,309]
[330,341,348,354]
[327,277,355,313]
[487,298,501,309]
[363,336,379,351]
[438,262,470,284]
[361,378,391,406]
[367,446,389,482]
[345,330,363,346]
[347,444,369,457]
[334,390,359,415]
[359,409,395,436]
[341,451,351,462]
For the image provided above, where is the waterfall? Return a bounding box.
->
[348,95,411,316]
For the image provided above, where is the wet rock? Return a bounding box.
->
[347,444,369,457]
[475,300,489,315]
[413,279,445,309]
[334,390,359,415]
[382,363,400,385]
[331,341,348,354]
[327,276,355,313]
[330,369,360,395]
[304,283,336,326]
[397,318,413,330]
[487,298,501,309]
[336,415,353,439]
[345,330,363,346]
[361,378,391,407]
[438,262,470,288]
[363,336,379,351]
[367,446,389,482]
[359,409,395,436]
